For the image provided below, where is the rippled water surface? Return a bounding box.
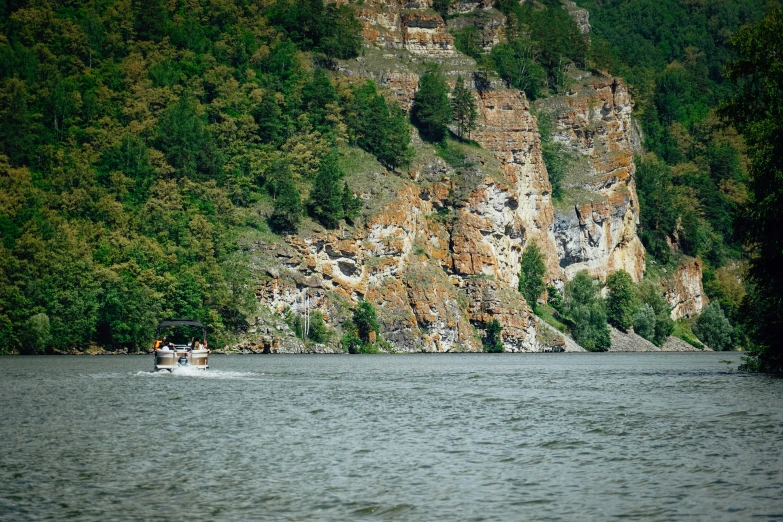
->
[1,353,782,520]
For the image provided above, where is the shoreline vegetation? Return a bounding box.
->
[0,0,779,370]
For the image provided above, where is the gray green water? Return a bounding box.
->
[1,352,782,521]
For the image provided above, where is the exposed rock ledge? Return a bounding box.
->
[608,326,711,352]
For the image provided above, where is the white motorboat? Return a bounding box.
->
[153,319,209,371]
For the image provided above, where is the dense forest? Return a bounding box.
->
[1,0,780,368]
[0,0,415,353]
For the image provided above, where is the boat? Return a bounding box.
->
[153,319,209,371]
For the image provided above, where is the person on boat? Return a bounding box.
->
[154,338,162,351]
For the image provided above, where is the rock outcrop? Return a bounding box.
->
[242,1,658,353]
[662,258,708,320]
[545,76,646,282]
[472,89,562,278]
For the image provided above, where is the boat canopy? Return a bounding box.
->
[157,319,206,328]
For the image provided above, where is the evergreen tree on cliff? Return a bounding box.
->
[722,4,783,372]
[269,176,303,234]
[451,75,478,139]
[309,153,344,229]
[411,66,451,142]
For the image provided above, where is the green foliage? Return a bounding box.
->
[344,80,413,170]
[451,76,478,140]
[0,0,378,352]
[694,303,734,352]
[637,280,674,346]
[721,4,783,371]
[563,271,610,351]
[494,0,588,94]
[307,311,329,343]
[353,300,380,344]
[672,318,704,350]
[269,175,303,234]
[483,318,504,352]
[269,0,362,59]
[342,182,362,225]
[490,38,547,100]
[547,284,564,314]
[537,112,568,200]
[632,304,656,342]
[19,313,51,355]
[342,300,381,353]
[341,329,363,354]
[606,270,636,331]
[453,26,483,59]
[518,242,546,312]
[411,66,451,142]
[284,308,304,339]
[309,153,345,229]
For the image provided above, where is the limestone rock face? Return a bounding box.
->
[401,11,458,56]
[472,89,562,279]
[244,4,658,353]
[563,1,591,35]
[464,278,537,352]
[548,77,646,282]
[346,0,457,56]
[662,258,708,320]
[446,8,506,52]
[380,71,419,111]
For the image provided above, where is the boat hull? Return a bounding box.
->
[155,349,209,371]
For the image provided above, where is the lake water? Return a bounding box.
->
[1,353,782,521]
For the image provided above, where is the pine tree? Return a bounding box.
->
[451,75,478,139]
[483,319,504,352]
[269,175,303,233]
[308,153,344,228]
[606,270,636,332]
[518,242,547,311]
[411,66,451,142]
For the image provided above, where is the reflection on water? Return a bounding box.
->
[1,352,782,521]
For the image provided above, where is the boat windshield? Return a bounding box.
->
[158,325,206,345]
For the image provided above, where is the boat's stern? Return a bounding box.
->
[154,347,209,371]
[154,349,177,371]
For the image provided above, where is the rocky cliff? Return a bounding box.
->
[662,258,708,320]
[240,0,674,353]
[538,74,646,283]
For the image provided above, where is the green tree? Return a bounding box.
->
[353,300,379,344]
[453,26,483,59]
[632,304,656,342]
[564,271,611,351]
[483,318,504,352]
[451,75,478,139]
[722,4,783,371]
[319,3,363,60]
[307,310,328,343]
[302,68,338,133]
[518,242,546,312]
[693,303,733,352]
[606,270,636,332]
[344,81,413,170]
[156,94,219,180]
[308,153,344,228]
[269,175,303,233]
[19,313,51,355]
[637,281,674,346]
[411,66,451,142]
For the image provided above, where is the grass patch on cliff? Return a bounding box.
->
[536,304,569,333]
[672,317,705,349]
